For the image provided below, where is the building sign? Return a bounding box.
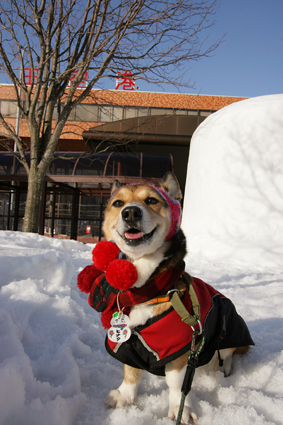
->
[68,70,89,88]
[24,68,38,86]
[86,225,91,234]
[24,68,88,88]
[115,71,135,91]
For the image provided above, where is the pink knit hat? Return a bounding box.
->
[109,183,181,241]
[152,186,181,240]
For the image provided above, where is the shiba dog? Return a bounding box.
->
[83,172,253,424]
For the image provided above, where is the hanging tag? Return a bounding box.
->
[108,312,131,343]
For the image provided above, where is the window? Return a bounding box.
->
[99,105,113,122]
[150,108,173,115]
[187,110,198,116]
[112,107,123,121]
[200,110,211,117]
[137,107,148,117]
[0,101,18,118]
[75,104,98,121]
[175,109,187,115]
[124,107,136,119]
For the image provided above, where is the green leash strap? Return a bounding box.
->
[176,333,206,425]
[169,273,204,425]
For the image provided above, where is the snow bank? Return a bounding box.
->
[0,231,283,425]
[183,94,283,269]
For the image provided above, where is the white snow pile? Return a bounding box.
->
[183,94,283,270]
[0,95,283,425]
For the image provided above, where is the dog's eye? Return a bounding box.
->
[145,197,159,205]
[113,200,124,208]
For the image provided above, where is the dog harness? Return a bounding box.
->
[105,273,254,376]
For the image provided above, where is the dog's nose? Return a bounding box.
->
[122,206,142,223]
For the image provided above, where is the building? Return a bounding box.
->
[0,84,246,242]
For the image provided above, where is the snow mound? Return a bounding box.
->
[183,94,283,270]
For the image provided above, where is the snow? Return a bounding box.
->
[182,94,283,270]
[1,94,283,424]
[1,232,282,425]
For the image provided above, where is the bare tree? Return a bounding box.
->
[0,0,220,233]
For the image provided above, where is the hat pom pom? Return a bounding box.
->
[106,259,138,290]
[92,241,120,271]
[77,264,102,294]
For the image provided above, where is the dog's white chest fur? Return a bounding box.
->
[128,304,155,328]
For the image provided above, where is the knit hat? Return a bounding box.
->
[151,186,181,241]
[110,183,181,242]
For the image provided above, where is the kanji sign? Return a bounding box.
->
[24,68,38,86]
[115,71,135,91]
[24,68,88,88]
[68,70,89,88]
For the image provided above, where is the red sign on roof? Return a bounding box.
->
[24,68,88,88]
[115,71,135,91]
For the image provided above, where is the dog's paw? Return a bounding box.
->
[168,404,197,425]
[105,383,136,408]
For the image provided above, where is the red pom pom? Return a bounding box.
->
[106,259,138,290]
[77,264,102,294]
[92,241,120,271]
[101,310,114,329]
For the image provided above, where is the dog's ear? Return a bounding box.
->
[111,180,122,196]
[159,172,182,201]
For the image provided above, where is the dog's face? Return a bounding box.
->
[103,173,182,260]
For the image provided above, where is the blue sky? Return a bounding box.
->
[135,0,283,97]
[1,0,282,98]
[183,0,283,98]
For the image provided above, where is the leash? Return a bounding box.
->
[126,270,204,423]
[176,330,206,425]
[168,273,205,425]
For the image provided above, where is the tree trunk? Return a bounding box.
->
[22,169,44,233]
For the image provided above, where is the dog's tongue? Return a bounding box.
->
[125,230,143,240]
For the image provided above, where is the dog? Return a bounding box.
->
[79,172,254,424]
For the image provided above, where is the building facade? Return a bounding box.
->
[0,85,246,242]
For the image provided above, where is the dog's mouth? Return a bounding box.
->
[121,227,157,245]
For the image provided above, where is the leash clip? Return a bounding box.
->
[191,319,203,335]
[167,288,179,296]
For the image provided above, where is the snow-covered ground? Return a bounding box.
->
[0,231,282,425]
[1,94,283,425]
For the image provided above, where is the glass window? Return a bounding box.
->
[187,110,198,116]
[0,101,18,118]
[75,104,98,121]
[0,192,10,216]
[150,108,173,115]
[99,106,113,122]
[18,192,26,217]
[124,107,136,119]
[0,215,8,231]
[200,110,211,117]
[113,107,123,121]
[175,109,188,115]
[54,194,73,219]
[137,107,148,117]
[78,194,101,220]
[44,218,72,237]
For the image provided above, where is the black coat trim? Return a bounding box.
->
[105,293,254,376]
